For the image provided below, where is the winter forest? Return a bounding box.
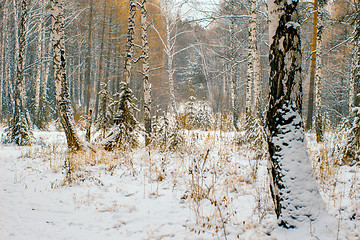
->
[0,0,359,238]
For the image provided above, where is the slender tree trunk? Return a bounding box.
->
[123,0,136,85]
[0,1,9,123]
[85,0,94,113]
[306,0,319,130]
[34,3,45,127]
[267,0,326,228]
[315,4,324,142]
[249,0,260,113]
[94,0,108,121]
[51,0,82,151]
[165,14,177,115]
[140,0,151,146]
[229,18,239,130]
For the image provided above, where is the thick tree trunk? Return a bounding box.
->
[306,0,319,130]
[51,0,82,151]
[140,0,151,146]
[267,0,326,228]
[10,0,33,146]
[315,4,324,143]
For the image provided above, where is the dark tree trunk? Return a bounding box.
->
[266,0,326,228]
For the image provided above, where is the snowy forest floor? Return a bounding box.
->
[0,127,359,240]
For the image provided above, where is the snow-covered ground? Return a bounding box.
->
[0,129,359,239]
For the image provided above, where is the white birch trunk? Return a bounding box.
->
[123,0,136,85]
[34,4,45,127]
[140,0,151,146]
[315,5,324,142]
[51,0,82,151]
[229,18,239,130]
[165,14,178,115]
[250,0,260,112]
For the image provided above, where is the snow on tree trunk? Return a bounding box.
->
[51,0,82,151]
[315,4,324,143]
[140,0,152,146]
[344,8,360,164]
[6,0,33,146]
[305,0,319,131]
[266,0,331,230]
[103,0,139,150]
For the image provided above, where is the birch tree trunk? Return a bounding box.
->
[123,0,136,85]
[51,0,82,151]
[34,1,46,127]
[94,0,108,121]
[103,0,137,150]
[315,4,324,143]
[344,7,360,164]
[85,0,94,113]
[0,1,9,123]
[305,0,319,130]
[267,0,327,228]
[9,0,33,145]
[249,0,260,113]
[229,18,239,130]
[140,0,151,146]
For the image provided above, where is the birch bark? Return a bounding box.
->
[267,0,327,228]
[315,3,324,142]
[51,0,82,151]
[140,0,152,146]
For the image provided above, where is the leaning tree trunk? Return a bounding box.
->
[140,0,151,146]
[266,0,327,229]
[51,0,82,151]
[315,3,324,143]
[305,0,319,131]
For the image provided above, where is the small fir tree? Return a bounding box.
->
[103,82,140,150]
